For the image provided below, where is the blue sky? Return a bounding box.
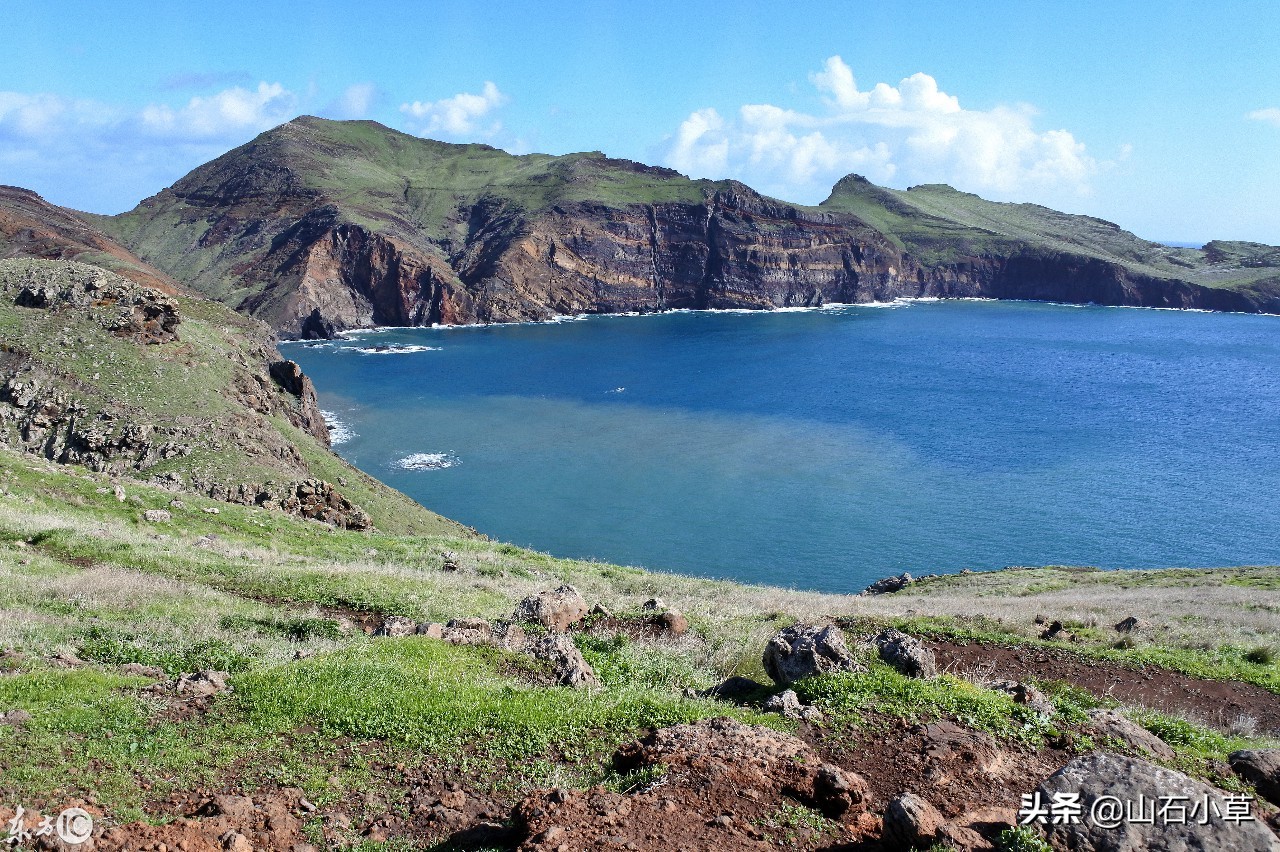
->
[3,1,1278,243]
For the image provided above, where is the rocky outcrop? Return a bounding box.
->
[9,257,180,343]
[197,478,372,530]
[1086,709,1176,761]
[873,628,938,678]
[763,623,862,686]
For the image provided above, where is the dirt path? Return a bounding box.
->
[932,640,1280,734]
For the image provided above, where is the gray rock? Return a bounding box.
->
[513,585,589,632]
[1036,753,1280,851]
[1229,749,1280,807]
[143,508,172,522]
[863,572,913,595]
[526,634,599,689]
[416,622,444,639]
[874,628,938,678]
[641,598,665,611]
[882,793,945,849]
[986,679,1056,716]
[373,615,417,638]
[763,689,824,723]
[763,623,862,685]
[1087,709,1176,761]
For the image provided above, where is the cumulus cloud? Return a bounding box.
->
[1248,107,1280,127]
[140,81,296,141]
[400,81,507,139]
[0,81,299,213]
[666,56,1098,204]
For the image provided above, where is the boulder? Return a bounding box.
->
[143,508,172,523]
[863,572,913,595]
[873,628,938,678]
[985,679,1056,716]
[513,585,589,632]
[654,610,689,636]
[641,598,665,611]
[882,793,945,849]
[526,634,599,689]
[1087,709,1176,760]
[1035,753,1280,851]
[1229,749,1280,807]
[1115,615,1151,633]
[372,615,417,638]
[762,623,861,686]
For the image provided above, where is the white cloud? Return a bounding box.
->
[0,82,299,213]
[139,81,296,141]
[1248,107,1280,127]
[666,56,1098,204]
[400,81,507,139]
[326,83,379,120]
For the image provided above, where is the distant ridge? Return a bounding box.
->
[84,116,1280,337]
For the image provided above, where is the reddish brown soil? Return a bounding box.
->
[932,640,1280,733]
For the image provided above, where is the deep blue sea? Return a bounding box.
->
[284,300,1280,593]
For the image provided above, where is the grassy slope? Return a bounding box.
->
[0,258,462,537]
[819,175,1280,291]
[0,447,1277,826]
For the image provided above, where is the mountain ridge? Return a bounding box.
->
[74,115,1280,336]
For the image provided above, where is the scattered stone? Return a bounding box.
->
[174,670,231,698]
[1087,709,1176,760]
[202,506,220,514]
[169,499,186,509]
[299,798,317,813]
[763,623,862,685]
[416,622,444,639]
[762,689,824,723]
[1229,749,1280,807]
[193,533,220,548]
[862,572,913,595]
[1040,620,1075,641]
[1115,615,1151,633]
[654,610,689,636]
[143,508,172,522]
[526,634,598,688]
[514,585,590,633]
[641,598,665,612]
[120,662,165,678]
[442,617,494,646]
[985,679,1056,716]
[699,676,767,703]
[292,649,314,660]
[113,484,126,502]
[373,616,417,638]
[590,603,613,618]
[50,652,85,668]
[1038,753,1280,851]
[873,628,938,678]
[813,764,866,818]
[440,559,460,572]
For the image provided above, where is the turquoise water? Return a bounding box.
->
[284,300,1280,593]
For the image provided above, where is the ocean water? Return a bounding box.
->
[284,300,1280,593]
